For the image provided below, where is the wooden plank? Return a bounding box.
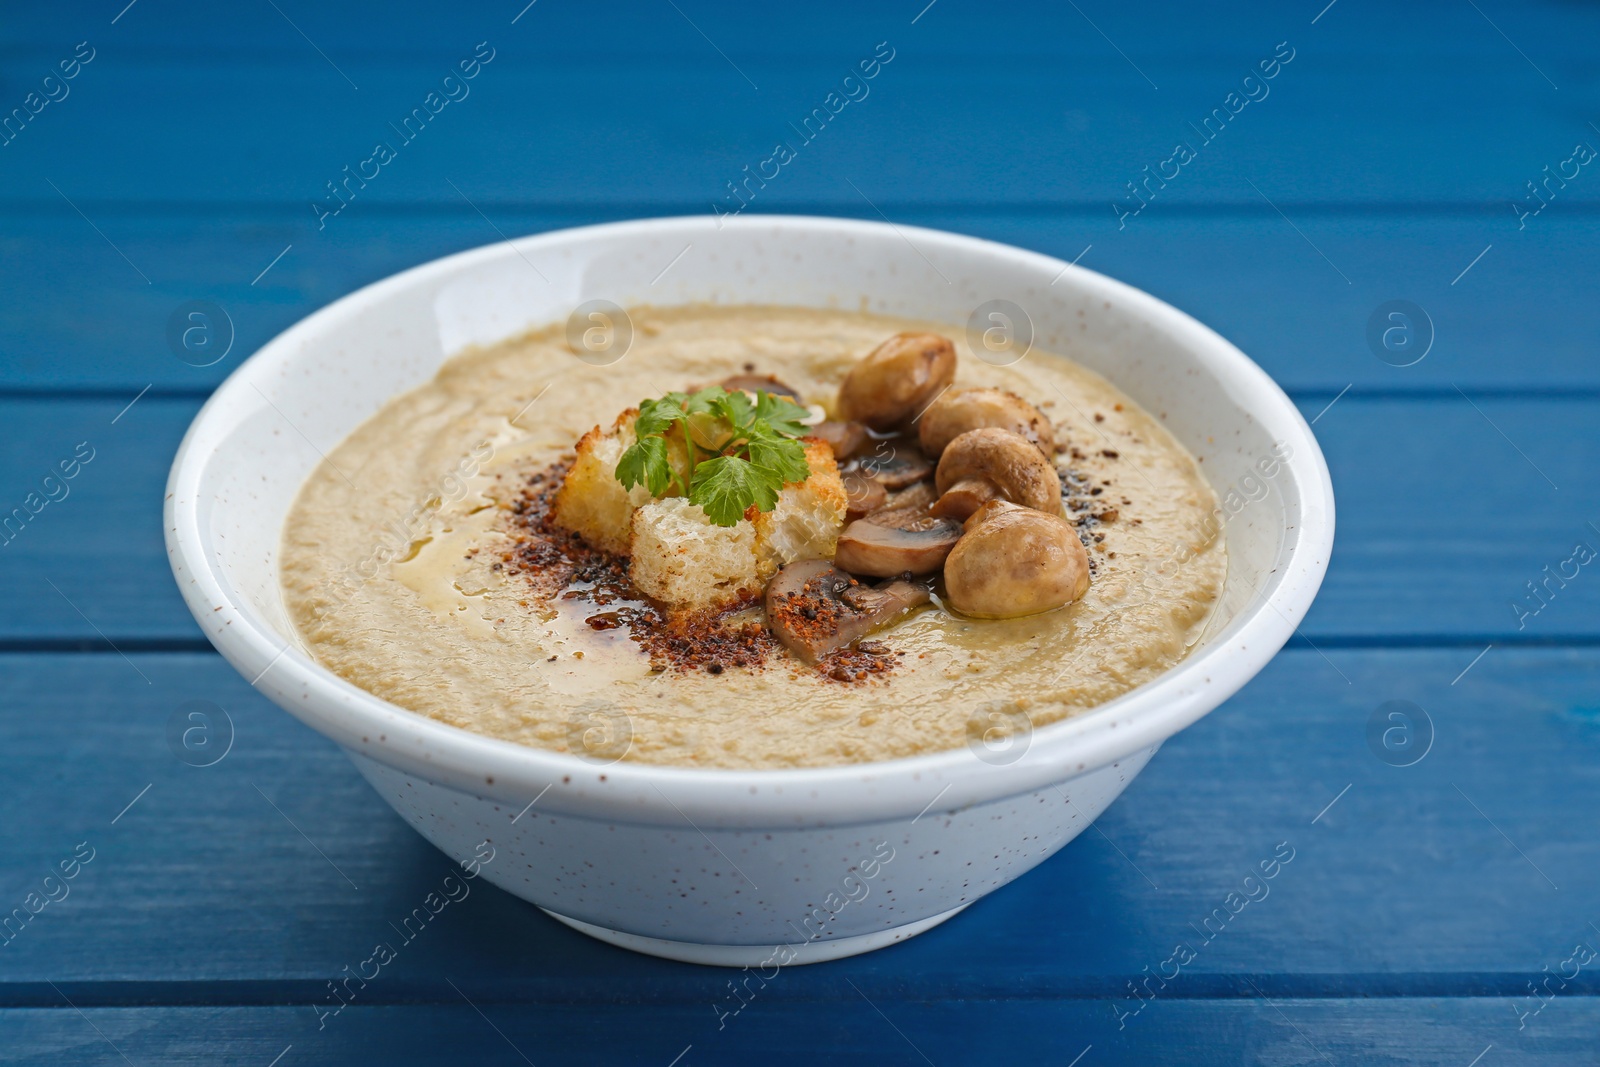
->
[0,395,192,643]
[9,0,1600,65]
[1305,395,1599,643]
[2,395,1596,643]
[0,998,1585,1066]
[0,647,1595,992]
[0,210,1591,393]
[1,2,1589,1050]
[0,23,1594,211]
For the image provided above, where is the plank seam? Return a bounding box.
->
[3,201,1600,219]
[0,979,1595,1009]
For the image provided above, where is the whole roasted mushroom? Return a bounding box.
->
[943,500,1090,619]
[836,333,956,430]
[918,387,1055,458]
[931,428,1062,521]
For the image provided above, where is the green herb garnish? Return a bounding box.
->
[615,386,812,526]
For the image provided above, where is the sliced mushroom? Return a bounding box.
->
[841,472,888,521]
[720,374,800,400]
[836,333,957,430]
[833,504,962,577]
[931,427,1062,521]
[877,479,937,515]
[809,420,869,460]
[765,559,929,664]
[944,500,1090,619]
[918,387,1056,458]
[853,439,933,489]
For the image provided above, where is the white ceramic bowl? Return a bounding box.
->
[165,215,1333,966]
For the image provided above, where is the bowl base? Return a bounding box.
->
[540,904,971,967]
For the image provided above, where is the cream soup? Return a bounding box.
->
[280,306,1225,769]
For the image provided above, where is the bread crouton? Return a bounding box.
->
[753,439,848,574]
[569,424,847,613]
[629,497,764,612]
[550,409,654,555]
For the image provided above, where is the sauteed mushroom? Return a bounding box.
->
[930,428,1061,521]
[720,374,801,400]
[765,560,929,663]
[836,333,956,430]
[810,420,869,460]
[918,387,1055,458]
[834,504,963,577]
[943,500,1089,619]
[880,480,937,513]
[841,472,888,520]
[854,440,934,489]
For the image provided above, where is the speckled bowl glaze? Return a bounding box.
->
[165,215,1334,966]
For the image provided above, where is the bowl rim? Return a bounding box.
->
[165,213,1335,827]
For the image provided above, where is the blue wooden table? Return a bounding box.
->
[3,2,1597,1062]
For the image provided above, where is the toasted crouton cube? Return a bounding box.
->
[629,497,763,612]
[551,409,653,555]
[754,439,848,574]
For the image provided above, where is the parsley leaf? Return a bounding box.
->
[684,386,727,417]
[634,393,688,438]
[746,429,810,485]
[691,456,780,526]
[613,383,813,526]
[615,433,677,497]
[711,387,754,429]
[753,391,812,438]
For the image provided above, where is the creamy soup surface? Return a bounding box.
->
[280,306,1226,769]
